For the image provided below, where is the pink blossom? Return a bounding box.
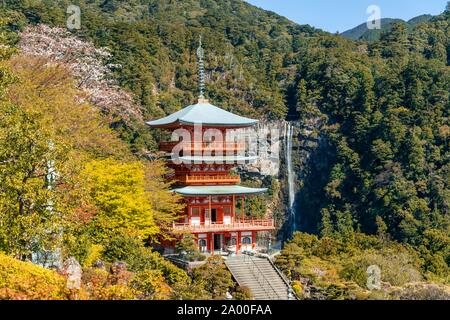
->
[19,24,142,122]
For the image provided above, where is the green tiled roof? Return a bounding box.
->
[146,101,258,127]
[172,185,268,196]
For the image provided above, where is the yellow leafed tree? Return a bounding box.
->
[144,161,184,241]
[83,159,159,240]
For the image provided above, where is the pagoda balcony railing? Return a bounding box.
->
[176,174,241,185]
[172,219,275,233]
[159,141,246,153]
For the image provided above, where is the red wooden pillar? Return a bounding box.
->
[236,231,240,254]
[242,196,245,223]
[208,195,212,224]
[220,128,225,158]
[211,232,214,255]
[207,233,210,253]
[252,231,256,250]
[186,205,190,225]
[232,195,235,224]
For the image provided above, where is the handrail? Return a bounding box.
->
[177,174,240,182]
[172,219,275,232]
[242,254,274,300]
[174,219,273,227]
[161,141,245,147]
[243,255,285,300]
[266,256,299,300]
[160,141,246,151]
[185,175,239,180]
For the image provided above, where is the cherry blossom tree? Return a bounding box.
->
[18,24,142,122]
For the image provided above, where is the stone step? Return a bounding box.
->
[249,286,288,292]
[228,265,274,269]
[251,288,288,294]
[227,265,275,268]
[225,256,295,300]
[235,281,287,288]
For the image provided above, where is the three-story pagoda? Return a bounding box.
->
[146,40,274,254]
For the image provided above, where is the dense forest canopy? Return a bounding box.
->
[0,0,448,299]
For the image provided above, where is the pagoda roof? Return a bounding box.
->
[172,185,267,196]
[146,100,258,128]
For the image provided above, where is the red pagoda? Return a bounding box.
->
[147,39,274,254]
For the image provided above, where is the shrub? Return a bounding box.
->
[233,286,253,300]
[391,283,450,300]
[291,280,303,298]
[192,256,235,299]
[81,267,137,300]
[340,249,422,287]
[131,270,172,300]
[0,253,68,300]
[102,233,190,286]
[176,234,207,262]
[170,280,210,300]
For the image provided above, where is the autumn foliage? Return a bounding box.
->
[0,253,68,300]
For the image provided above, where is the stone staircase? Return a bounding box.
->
[225,255,295,300]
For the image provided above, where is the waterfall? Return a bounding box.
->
[285,122,296,234]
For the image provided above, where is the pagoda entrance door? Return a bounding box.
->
[214,234,223,251]
[211,209,217,223]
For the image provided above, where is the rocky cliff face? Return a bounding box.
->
[239,120,286,177]
[235,116,326,241]
[274,115,326,240]
[289,115,327,234]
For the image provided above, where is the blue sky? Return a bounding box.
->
[245,0,448,33]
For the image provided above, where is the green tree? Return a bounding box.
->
[0,102,63,258]
[82,158,159,240]
[192,256,234,299]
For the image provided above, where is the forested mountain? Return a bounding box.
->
[283,6,449,296]
[0,0,449,299]
[342,15,433,41]
[1,0,327,154]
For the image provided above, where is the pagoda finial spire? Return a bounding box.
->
[196,35,208,104]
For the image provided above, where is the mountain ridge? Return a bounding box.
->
[341,14,433,41]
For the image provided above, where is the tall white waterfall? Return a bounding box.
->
[285,123,296,233]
